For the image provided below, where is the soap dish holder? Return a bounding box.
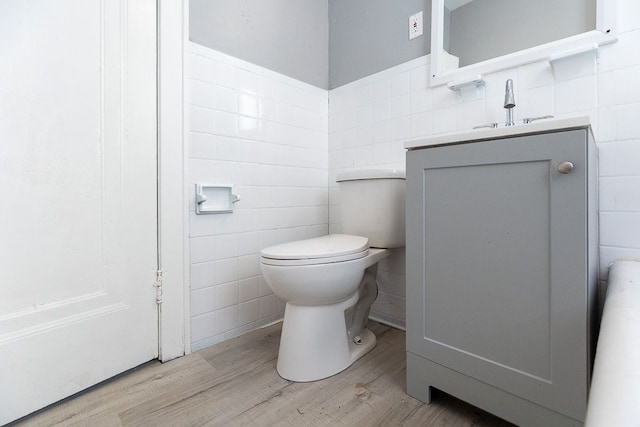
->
[195,184,241,214]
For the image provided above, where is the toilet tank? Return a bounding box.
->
[336,169,405,248]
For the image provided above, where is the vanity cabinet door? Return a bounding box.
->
[406,129,596,423]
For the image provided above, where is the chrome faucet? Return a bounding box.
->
[504,79,516,126]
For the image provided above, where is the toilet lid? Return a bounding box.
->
[260,234,369,265]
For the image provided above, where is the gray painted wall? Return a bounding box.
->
[449,0,595,67]
[189,0,595,89]
[189,0,432,89]
[189,0,329,89]
[329,0,431,89]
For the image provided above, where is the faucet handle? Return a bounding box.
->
[473,123,499,129]
[523,115,554,124]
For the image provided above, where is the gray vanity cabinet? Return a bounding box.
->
[406,127,598,426]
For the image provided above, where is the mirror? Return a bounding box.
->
[430,0,617,86]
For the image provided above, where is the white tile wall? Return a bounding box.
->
[187,2,640,343]
[187,43,328,350]
[328,4,640,327]
[329,59,423,328]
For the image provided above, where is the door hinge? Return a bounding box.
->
[154,269,164,305]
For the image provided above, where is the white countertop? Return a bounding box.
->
[405,116,592,149]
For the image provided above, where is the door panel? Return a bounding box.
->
[423,160,551,380]
[0,0,158,423]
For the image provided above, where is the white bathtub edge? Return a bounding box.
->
[585,259,640,427]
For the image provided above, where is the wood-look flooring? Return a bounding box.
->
[13,321,514,426]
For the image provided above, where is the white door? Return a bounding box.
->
[0,0,158,423]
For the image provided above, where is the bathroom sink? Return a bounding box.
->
[404,115,591,149]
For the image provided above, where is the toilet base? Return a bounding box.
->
[275,294,377,382]
[347,327,376,364]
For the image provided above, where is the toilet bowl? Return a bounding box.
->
[260,168,405,382]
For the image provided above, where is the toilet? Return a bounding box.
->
[260,168,405,382]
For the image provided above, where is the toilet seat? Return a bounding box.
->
[260,234,369,266]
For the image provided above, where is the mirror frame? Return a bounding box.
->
[430,0,618,87]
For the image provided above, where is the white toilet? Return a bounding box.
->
[260,168,405,382]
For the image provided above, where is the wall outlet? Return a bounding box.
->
[409,11,423,40]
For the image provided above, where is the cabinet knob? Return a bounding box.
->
[557,161,574,174]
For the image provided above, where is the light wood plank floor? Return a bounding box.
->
[13,322,514,426]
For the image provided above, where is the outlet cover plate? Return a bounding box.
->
[409,11,423,40]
